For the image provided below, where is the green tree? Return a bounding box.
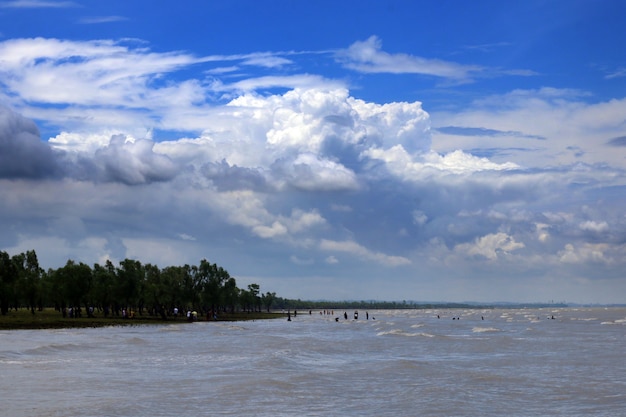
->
[248,283,261,312]
[160,265,187,313]
[0,252,283,320]
[197,259,232,313]
[92,260,117,316]
[53,260,93,317]
[222,277,239,313]
[116,259,144,314]
[262,291,277,312]
[13,250,42,314]
[144,263,169,319]
[0,251,17,315]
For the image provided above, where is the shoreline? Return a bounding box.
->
[0,309,286,330]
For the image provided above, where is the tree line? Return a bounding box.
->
[0,250,278,319]
[270,298,497,311]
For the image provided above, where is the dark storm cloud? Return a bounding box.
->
[93,135,178,185]
[201,160,269,192]
[607,135,626,147]
[0,105,63,179]
[0,107,180,185]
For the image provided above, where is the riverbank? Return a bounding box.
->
[0,308,286,330]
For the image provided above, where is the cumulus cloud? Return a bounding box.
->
[1,35,625,303]
[202,160,269,192]
[154,87,432,190]
[455,232,525,261]
[579,220,609,233]
[364,147,519,180]
[271,153,359,191]
[558,243,612,264]
[412,210,428,226]
[93,135,177,185]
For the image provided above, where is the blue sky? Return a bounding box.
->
[1,0,625,303]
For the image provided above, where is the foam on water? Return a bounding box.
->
[472,326,501,333]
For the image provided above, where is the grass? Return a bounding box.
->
[0,308,286,330]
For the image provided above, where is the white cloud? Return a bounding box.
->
[78,16,129,24]
[364,146,518,180]
[579,220,609,233]
[123,237,202,267]
[49,130,131,153]
[338,36,481,81]
[558,243,612,265]
[412,210,428,226]
[5,235,113,268]
[1,35,625,303]
[325,255,339,264]
[605,67,626,80]
[0,0,77,8]
[283,209,326,233]
[431,88,626,167]
[0,38,198,107]
[535,223,550,242]
[455,232,525,261]
[252,221,288,239]
[290,255,314,266]
[216,74,343,93]
[241,53,293,68]
[320,239,411,266]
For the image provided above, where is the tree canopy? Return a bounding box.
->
[0,250,276,318]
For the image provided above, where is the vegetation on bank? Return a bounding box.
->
[274,299,569,311]
[0,308,284,330]
[0,249,281,329]
[272,299,494,311]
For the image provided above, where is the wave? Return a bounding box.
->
[25,343,83,355]
[472,327,501,333]
[377,328,435,338]
[601,318,626,325]
[126,337,148,346]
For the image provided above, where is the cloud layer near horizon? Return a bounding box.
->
[1,37,625,303]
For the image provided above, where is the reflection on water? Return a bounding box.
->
[1,308,625,416]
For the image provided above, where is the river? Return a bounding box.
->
[1,307,625,416]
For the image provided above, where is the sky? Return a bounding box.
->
[0,0,625,304]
